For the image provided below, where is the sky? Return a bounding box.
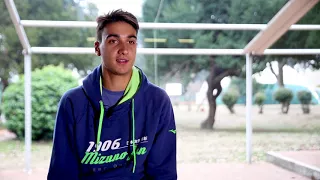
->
[86,0,145,18]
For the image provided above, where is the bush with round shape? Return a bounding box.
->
[297,90,312,114]
[254,92,266,114]
[222,88,240,114]
[273,87,293,114]
[1,65,78,140]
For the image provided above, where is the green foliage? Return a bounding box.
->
[297,90,312,105]
[254,92,266,105]
[0,0,99,90]
[1,65,78,140]
[222,90,239,107]
[222,88,240,113]
[141,0,282,86]
[273,88,293,104]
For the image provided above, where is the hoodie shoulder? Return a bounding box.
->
[144,82,171,103]
[58,85,88,120]
[61,85,85,101]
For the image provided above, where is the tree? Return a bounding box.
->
[142,0,284,129]
[141,0,206,89]
[0,0,99,90]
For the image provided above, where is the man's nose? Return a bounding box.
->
[118,42,128,55]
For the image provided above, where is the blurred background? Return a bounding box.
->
[0,0,319,179]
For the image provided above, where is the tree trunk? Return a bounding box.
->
[201,89,218,129]
[281,102,290,114]
[268,60,286,88]
[0,78,9,115]
[227,105,235,114]
[201,62,240,130]
[1,78,9,91]
[301,104,310,114]
[259,105,263,114]
[277,60,286,87]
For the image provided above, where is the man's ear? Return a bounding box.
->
[94,41,101,56]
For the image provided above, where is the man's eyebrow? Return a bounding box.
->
[128,35,137,39]
[105,34,137,39]
[106,34,120,39]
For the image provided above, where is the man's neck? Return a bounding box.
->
[102,68,132,92]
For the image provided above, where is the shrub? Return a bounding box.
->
[297,90,312,114]
[1,65,78,140]
[222,88,240,114]
[297,90,312,104]
[273,88,293,114]
[254,92,266,114]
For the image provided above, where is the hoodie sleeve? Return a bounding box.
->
[47,94,80,180]
[145,94,177,180]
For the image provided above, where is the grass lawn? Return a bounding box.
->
[0,140,52,170]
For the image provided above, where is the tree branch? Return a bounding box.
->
[206,68,239,101]
[268,61,278,79]
[213,83,222,98]
[212,69,240,85]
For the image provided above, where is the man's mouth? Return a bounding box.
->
[116,59,129,64]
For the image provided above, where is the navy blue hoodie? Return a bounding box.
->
[47,65,177,180]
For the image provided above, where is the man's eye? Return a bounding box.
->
[129,41,136,44]
[109,40,117,44]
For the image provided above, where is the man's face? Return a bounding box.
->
[95,21,137,76]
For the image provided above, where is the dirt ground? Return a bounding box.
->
[174,104,320,163]
[174,104,320,131]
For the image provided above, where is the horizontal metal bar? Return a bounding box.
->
[31,47,94,54]
[21,20,96,28]
[30,47,320,55]
[140,23,265,30]
[21,20,320,30]
[139,48,244,55]
[30,47,244,55]
[291,24,320,30]
[264,49,320,55]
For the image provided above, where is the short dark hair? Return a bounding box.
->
[96,9,139,42]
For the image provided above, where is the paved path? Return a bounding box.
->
[279,151,320,168]
[0,162,308,180]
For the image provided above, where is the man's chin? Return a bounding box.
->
[113,68,132,76]
[102,64,133,76]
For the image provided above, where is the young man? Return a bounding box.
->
[47,9,177,180]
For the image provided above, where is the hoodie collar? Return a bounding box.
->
[82,64,141,111]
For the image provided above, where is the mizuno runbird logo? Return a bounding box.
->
[169,129,176,134]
